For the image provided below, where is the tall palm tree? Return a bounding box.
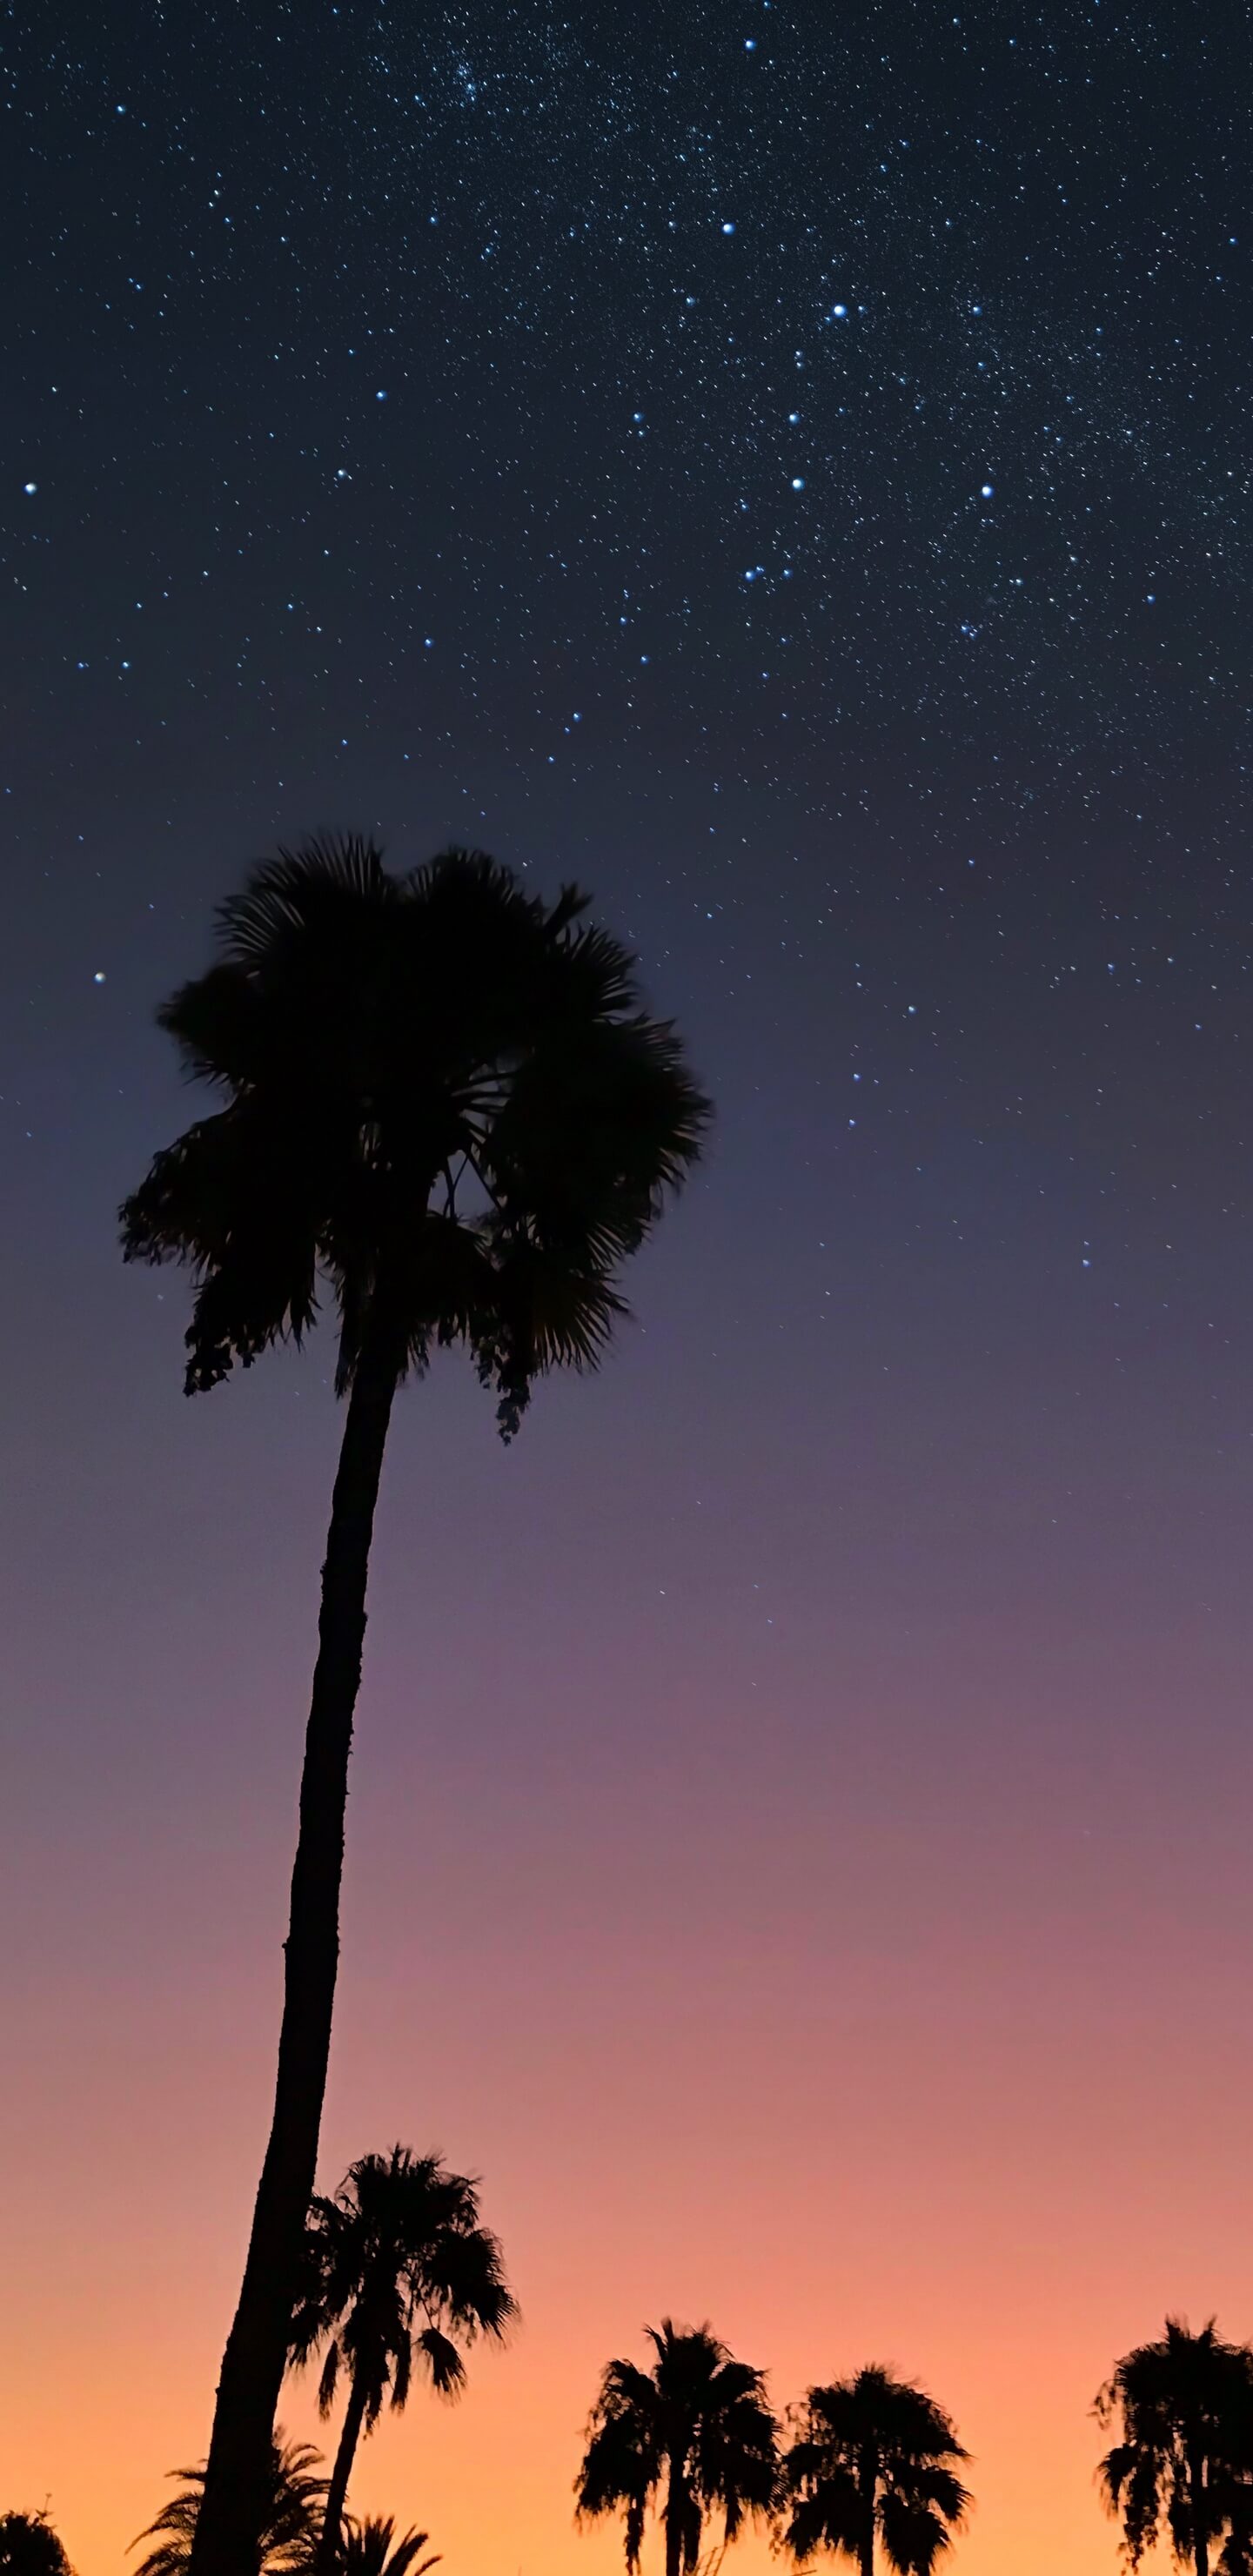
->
[130,2434,326,2576]
[1096,2317,1253,2574]
[122,839,709,2575]
[781,2366,970,2576]
[0,2514,74,2576]
[336,2522,439,2576]
[575,2319,778,2576]
[290,2144,516,2573]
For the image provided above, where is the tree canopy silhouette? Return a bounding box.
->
[0,2514,74,2576]
[1096,2318,1253,2575]
[290,2144,515,2573]
[575,2319,778,2576]
[130,2433,326,2576]
[122,838,708,2576]
[781,2365,970,2576]
[335,2522,439,2576]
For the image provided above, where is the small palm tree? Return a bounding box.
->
[1096,2317,1253,2574]
[336,2522,439,2576]
[781,2366,970,2576]
[122,839,709,2576]
[290,2144,515,2572]
[575,2319,778,2576]
[130,2433,326,2576]
[0,2513,74,2576]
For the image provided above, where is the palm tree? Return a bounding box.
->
[130,2433,326,2576]
[122,839,709,2575]
[336,2522,439,2576]
[290,2143,516,2573]
[0,2513,74,2576]
[781,2366,970,2576]
[1096,2317,1253,2574]
[575,2319,778,2576]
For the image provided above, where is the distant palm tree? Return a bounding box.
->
[336,2521,439,2576]
[1096,2317,1253,2574]
[0,2512,74,2576]
[130,2433,325,2576]
[575,2319,778,2576]
[781,2366,970,2576]
[122,838,709,2576]
[290,2144,515,2573]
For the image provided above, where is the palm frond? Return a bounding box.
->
[337,2520,439,2576]
[124,842,709,1416]
[130,2432,326,2576]
[218,837,397,965]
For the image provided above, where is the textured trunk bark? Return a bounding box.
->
[187,1340,399,2576]
[313,2368,372,2576]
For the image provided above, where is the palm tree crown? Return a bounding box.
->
[1096,2317,1253,2575]
[290,2145,515,2572]
[781,2366,970,2576]
[576,2319,779,2576]
[0,2514,74,2576]
[122,838,709,1427]
[130,2433,326,2576]
[335,2522,439,2576]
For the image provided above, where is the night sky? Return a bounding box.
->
[4,6,1253,2572]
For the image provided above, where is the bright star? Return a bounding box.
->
[721,220,735,234]
[981,482,995,497]
[23,481,37,494]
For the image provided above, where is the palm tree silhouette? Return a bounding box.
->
[1096,2317,1253,2574]
[289,2144,515,2573]
[335,2523,439,2576]
[0,2513,74,2576]
[130,2433,326,2576]
[122,839,708,2574]
[781,2365,970,2576]
[575,2319,778,2576]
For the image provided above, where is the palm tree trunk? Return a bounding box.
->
[313,2368,372,2576]
[663,2464,687,2576]
[1190,2446,1209,2576]
[187,1337,400,2576]
[858,2464,875,2576]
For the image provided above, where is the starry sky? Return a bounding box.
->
[3,4,1253,2571]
